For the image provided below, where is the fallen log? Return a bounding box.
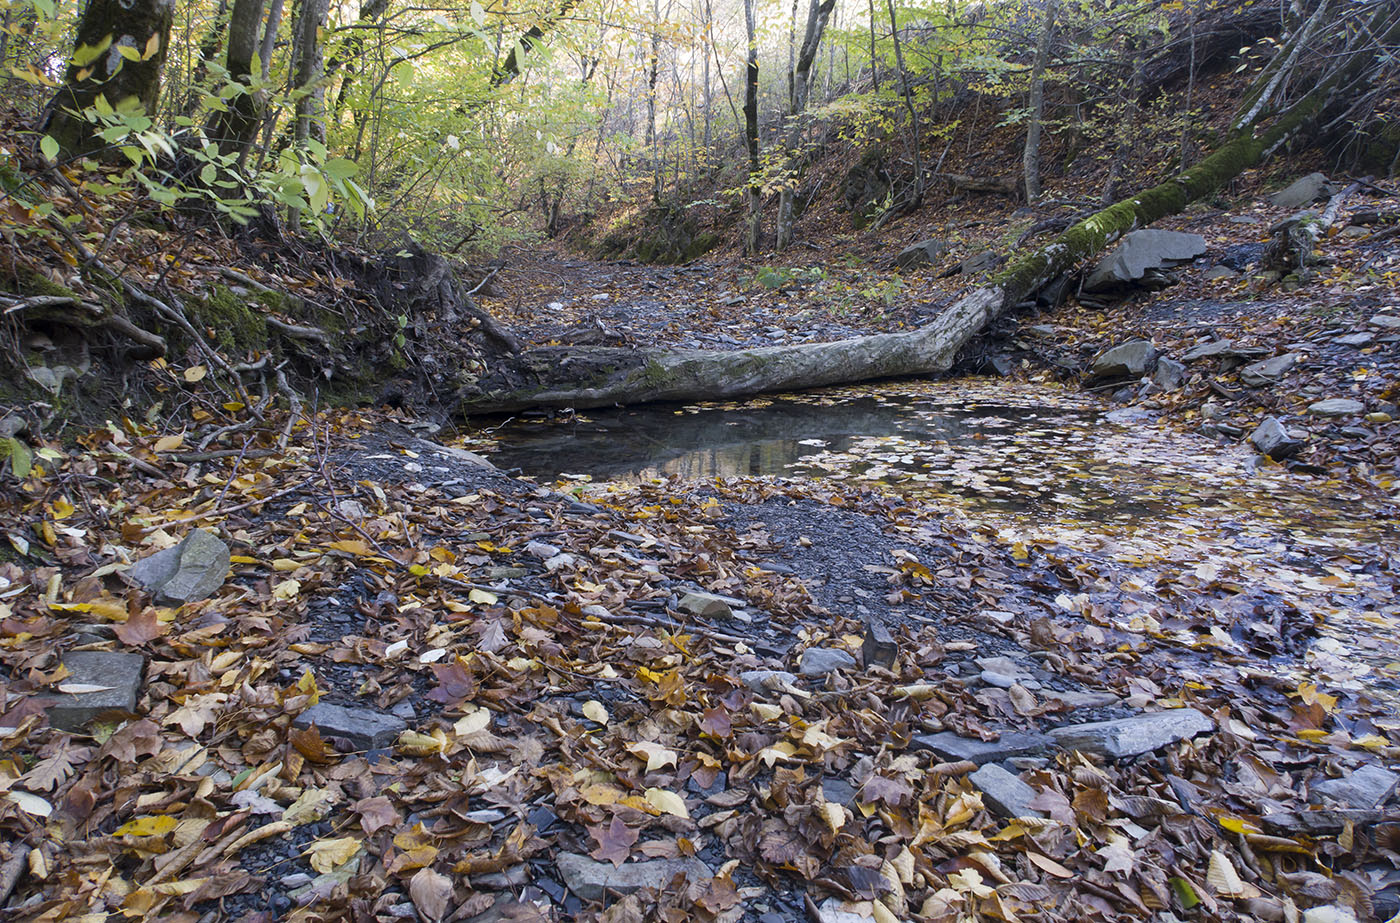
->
[457,2,1398,416]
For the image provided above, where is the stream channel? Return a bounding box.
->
[463,379,1400,700]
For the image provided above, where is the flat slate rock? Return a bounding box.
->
[1089,340,1156,380]
[1250,416,1304,460]
[293,703,407,749]
[556,853,711,900]
[47,651,145,730]
[1269,172,1332,209]
[1239,352,1300,386]
[800,648,857,676]
[1308,398,1365,416]
[895,238,950,269]
[1310,764,1399,809]
[911,731,1053,765]
[127,528,230,605]
[1370,314,1400,330]
[969,764,1044,819]
[1084,230,1206,291]
[739,670,797,692]
[677,591,733,619]
[1049,708,1214,759]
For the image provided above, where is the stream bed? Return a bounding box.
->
[464,379,1399,698]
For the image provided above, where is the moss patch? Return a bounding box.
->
[189,286,268,353]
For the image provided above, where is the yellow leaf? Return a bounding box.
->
[283,788,335,825]
[153,434,184,453]
[819,801,847,834]
[294,669,320,705]
[627,742,678,772]
[397,729,448,756]
[326,539,372,556]
[51,497,75,520]
[581,700,609,724]
[1217,816,1262,835]
[183,365,207,383]
[1011,540,1029,561]
[230,555,257,564]
[115,815,178,837]
[1026,851,1074,878]
[273,579,301,600]
[644,788,689,819]
[750,703,782,722]
[272,558,302,571]
[453,708,491,737]
[1206,850,1257,898]
[468,588,497,605]
[305,836,361,873]
[142,31,161,59]
[581,783,623,806]
[1354,734,1389,750]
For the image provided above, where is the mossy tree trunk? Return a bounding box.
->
[205,0,266,157]
[42,0,176,156]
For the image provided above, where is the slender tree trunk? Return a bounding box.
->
[206,0,267,157]
[1022,0,1055,202]
[1101,34,1143,206]
[292,0,328,148]
[1179,0,1198,170]
[259,0,284,80]
[776,0,836,249]
[885,0,922,210]
[867,0,878,92]
[42,0,176,156]
[743,0,762,254]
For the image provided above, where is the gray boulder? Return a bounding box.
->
[1084,230,1206,291]
[294,703,407,749]
[1153,357,1187,390]
[1308,398,1365,417]
[957,250,999,275]
[895,239,950,270]
[556,853,711,900]
[799,648,858,677]
[1269,172,1333,209]
[969,764,1044,819]
[1309,765,1398,809]
[1250,417,1304,460]
[912,731,1053,765]
[1049,708,1214,759]
[677,591,734,619]
[1239,352,1300,386]
[46,651,145,730]
[126,528,230,605]
[1089,340,1157,381]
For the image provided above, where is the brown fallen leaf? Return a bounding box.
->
[114,606,169,645]
[409,866,455,922]
[588,815,639,868]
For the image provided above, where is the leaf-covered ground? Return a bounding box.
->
[1,383,1398,921]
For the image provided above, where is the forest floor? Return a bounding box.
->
[4,169,1400,923]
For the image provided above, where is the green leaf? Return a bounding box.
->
[322,157,358,181]
[39,135,59,162]
[1169,877,1199,910]
[0,439,32,479]
[71,36,113,69]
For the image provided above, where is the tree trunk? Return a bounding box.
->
[742,0,762,254]
[776,0,837,249]
[206,0,266,157]
[457,11,1399,415]
[1022,0,1055,203]
[292,0,328,148]
[42,0,176,156]
[884,0,923,213]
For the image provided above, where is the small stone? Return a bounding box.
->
[294,703,407,749]
[525,541,560,560]
[911,731,1053,765]
[975,656,1032,679]
[1336,333,1374,347]
[1369,314,1400,330]
[980,670,1019,689]
[1228,216,1260,225]
[677,591,733,619]
[555,853,711,901]
[45,651,145,730]
[1239,352,1299,386]
[969,764,1044,819]
[739,670,797,693]
[1250,416,1304,460]
[815,899,879,923]
[1309,764,1399,809]
[1089,340,1156,381]
[1308,398,1365,417]
[862,620,897,670]
[821,777,858,806]
[800,648,858,677]
[1205,266,1239,280]
[1027,324,1057,337]
[126,528,230,605]
[1302,906,1360,923]
[1153,357,1187,390]
[1049,708,1214,759]
[1261,808,1384,836]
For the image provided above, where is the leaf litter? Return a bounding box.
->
[0,388,1397,923]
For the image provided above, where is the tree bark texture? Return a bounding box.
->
[43,0,176,155]
[742,0,762,254]
[205,0,266,157]
[1022,0,1055,202]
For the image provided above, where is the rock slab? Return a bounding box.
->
[739,670,797,693]
[862,620,898,670]
[1269,172,1332,209]
[1049,708,1214,759]
[1089,340,1157,381]
[1153,357,1187,390]
[1239,352,1299,386]
[1250,416,1304,460]
[127,528,230,605]
[294,703,407,749]
[969,764,1044,819]
[895,239,949,270]
[556,853,711,900]
[800,648,858,677]
[677,591,734,619]
[912,731,1053,765]
[1084,230,1206,291]
[1308,398,1364,417]
[1310,764,1398,809]
[47,651,145,730]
